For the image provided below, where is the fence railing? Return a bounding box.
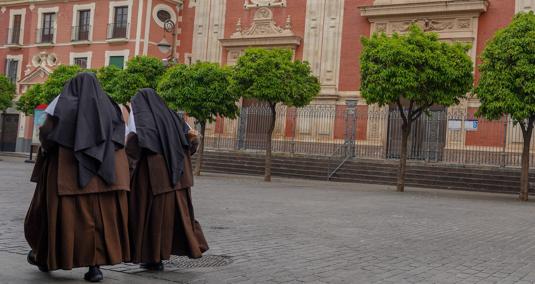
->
[188,103,535,169]
[5,28,22,45]
[71,25,91,41]
[36,28,55,44]
[107,23,129,39]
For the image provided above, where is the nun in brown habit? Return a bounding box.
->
[126,88,208,271]
[24,72,130,282]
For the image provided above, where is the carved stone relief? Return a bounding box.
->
[244,0,286,9]
[220,6,300,66]
[516,0,535,13]
[231,7,294,38]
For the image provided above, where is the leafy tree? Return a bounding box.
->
[476,12,535,201]
[0,75,16,111]
[41,65,82,103]
[113,70,148,104]
[113,56,166,104]
[229,48,320,182]
[158,62,240,176]
[17,84,44,115]
[360,25,473,192]
[96,65,122,98]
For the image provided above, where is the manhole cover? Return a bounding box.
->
[164,255,233,269]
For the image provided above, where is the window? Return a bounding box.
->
[109,56,125,69]
[74,57,88,69]
[10,15,22,45]
[111,6,128,38]
[41,12,55,43]
[157,10,171,22]
[5,59,19,84]
[76,10,90,41]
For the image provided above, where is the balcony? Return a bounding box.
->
[5,28,22,49]
[36,28,55,46]
[106,23,129,44]
[71,25,91,45]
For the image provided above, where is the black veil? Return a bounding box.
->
[47,72,125,188]
[131,88,188,186]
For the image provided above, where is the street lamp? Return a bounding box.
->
[157,19,177,65]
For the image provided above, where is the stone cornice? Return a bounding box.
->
[219,36,301,48]
[360,1,489,18]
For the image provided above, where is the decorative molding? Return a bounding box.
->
[191,0,226,63]
[243,0,286,9]
[391,18,455,33]
[302,0,344,97]
[220,7,301,65]
[19,66,51,86]
[516,0,535,13]
[230,7,294,38]
[31,52,57,68]
[360,1,489,18]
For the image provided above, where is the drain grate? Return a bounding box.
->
[164,255,233,269]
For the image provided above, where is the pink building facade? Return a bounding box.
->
[1,0,533,154]
[0,0,184,151]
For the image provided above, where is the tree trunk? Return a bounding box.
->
[397,122,411,192]
[264,103,277,182]
[194,122,206,177]
[519,123,533,201]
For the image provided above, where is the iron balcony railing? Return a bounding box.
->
[107,22,129,39]
[5,28,22,45]
[36,28,55,44]
[71,25,91,41]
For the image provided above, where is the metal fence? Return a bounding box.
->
[185,102,535,169]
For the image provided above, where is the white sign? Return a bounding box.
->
[465,120,479,131]
[448,120,462,130]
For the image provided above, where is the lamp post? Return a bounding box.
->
[157,19,177,66]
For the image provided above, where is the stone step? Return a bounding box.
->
[193,150,531,194]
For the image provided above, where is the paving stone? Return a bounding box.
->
[2,156,535,283]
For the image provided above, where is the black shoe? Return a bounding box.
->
[140,261,164,271]
[27,250,49,272]
[84,266,103,282]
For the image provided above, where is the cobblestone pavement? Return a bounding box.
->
[2,156,535,284]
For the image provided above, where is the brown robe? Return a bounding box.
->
[126,133,208,263]
[24,117,130,270]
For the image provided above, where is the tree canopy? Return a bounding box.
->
[41,65,83,104]
[96,65,122,99]
[360,25,473,192]
[158,61,241,176]
[16,84,43,115]
[477,12,535,123]
[229,48,320,181]
[111,56,165,104]
[476,12,535,201]
[16,65,83,115]
[0,75,16,111]
[361,25,473,113]
[158,62,239,124]
[229,48,320,108]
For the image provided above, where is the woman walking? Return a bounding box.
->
[126,88,208,271]
[24,72,130,282]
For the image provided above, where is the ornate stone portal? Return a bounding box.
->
[219,7,301,65]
